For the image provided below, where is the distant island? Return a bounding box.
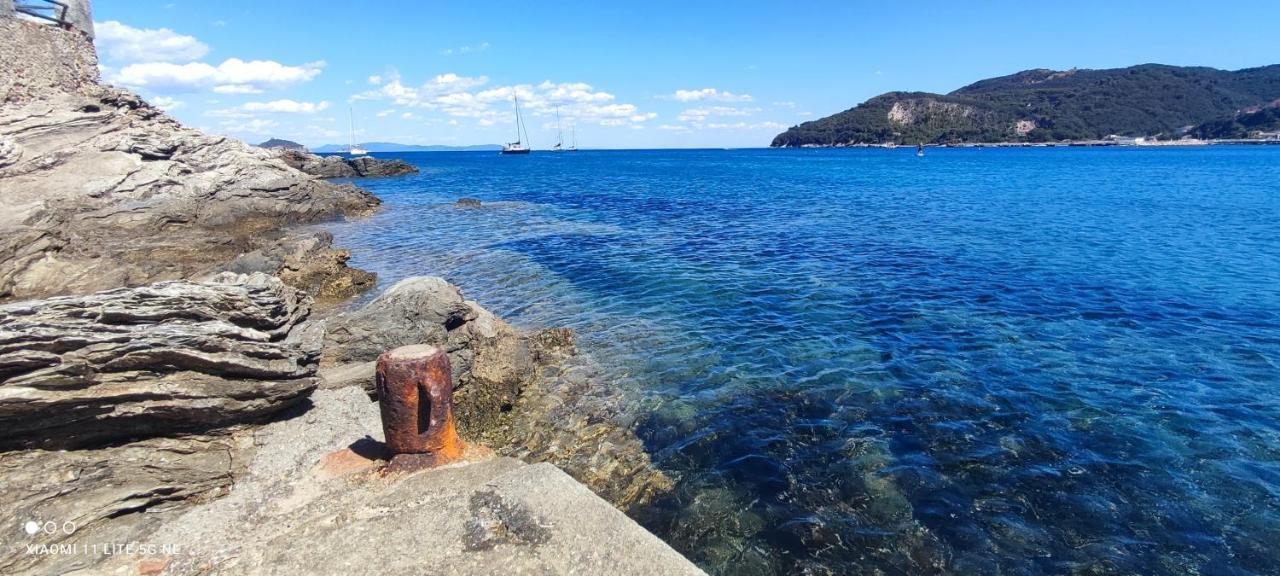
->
[258,138,308,152]
[772,64,1280,147]
[311,142,503,153]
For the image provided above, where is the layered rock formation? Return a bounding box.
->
[0,273,319,450]
[0,274,319,575]
[276,148,419,178]
[0,17,379,302]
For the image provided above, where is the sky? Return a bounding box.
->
[92,1,1280,149]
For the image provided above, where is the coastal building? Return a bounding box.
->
[1105,135,1141,146]
[3,0,94,37]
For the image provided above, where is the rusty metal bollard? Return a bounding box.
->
[375,344,464,471]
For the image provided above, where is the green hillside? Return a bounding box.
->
[771,64,1280,146]
[1192,101,1280,138]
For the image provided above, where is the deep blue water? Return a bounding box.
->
[325,147,1280,575]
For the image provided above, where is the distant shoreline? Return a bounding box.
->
[779,138,1280,149]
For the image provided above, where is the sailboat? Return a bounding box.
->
[916,142,925,157]
[552,106,564,152]
[501,89,532,155]
[568,124,578,152]
[348,107,368,156]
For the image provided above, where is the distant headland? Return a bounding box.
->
[772,64,1280,147]
[311,142,503,153]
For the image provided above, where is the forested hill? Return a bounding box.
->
[771,64,1280,146]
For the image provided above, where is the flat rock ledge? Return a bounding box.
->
[60,388,705,576]
[0,272,320,450]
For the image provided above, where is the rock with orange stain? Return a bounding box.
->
[137,557,169,575]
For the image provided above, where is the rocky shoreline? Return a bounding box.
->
[1,14,696,576]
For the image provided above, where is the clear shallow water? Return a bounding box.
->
[326,147,1280,575]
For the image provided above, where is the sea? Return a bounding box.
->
[324,147,1280,575]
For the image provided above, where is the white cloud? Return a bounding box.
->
[376,108,396,117]
[401,112,419,120]
[667,88,753,103]
[110,58,325,94]
[353,74,654,127]
[368,75,383,85]
[678,106,761,123]
[218,118,278,135]
[243,99,330,113]
[772,101,796,108]
[212,84,261,94]
[303,125,342,140]
[95,20,209,64]
[658,124,691,131]
[704,121,787,130]
[149,95,184,111]
[207,99,330,118]
[439,42,490,56]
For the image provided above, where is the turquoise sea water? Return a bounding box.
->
[326,147,1280,575]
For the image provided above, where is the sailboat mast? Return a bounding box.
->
[556,106,563,148]
[348,106,355,150]
[512,90,522,144]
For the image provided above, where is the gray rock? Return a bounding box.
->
[0,434,246,576]
[0,77,379,301]
[225,231,376,307]
[347,155,417,177]
[277,149,418,178]
[324,277,473,365]
[324,276,531,440]
[276,149,357,178]
[457,197,483,208]
[322,276,671,510]
[0,273,319,450]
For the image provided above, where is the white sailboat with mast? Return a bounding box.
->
[568,123,578,152]
[552,106,564,152]
[501,89,532,155]
[347,106,368,156]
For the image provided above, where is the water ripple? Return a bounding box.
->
[326,148,1280,575]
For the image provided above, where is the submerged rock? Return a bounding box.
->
[457,197,484,208]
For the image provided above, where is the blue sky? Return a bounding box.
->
[93,1,1280,149]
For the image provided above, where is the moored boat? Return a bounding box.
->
[501,89,532,155]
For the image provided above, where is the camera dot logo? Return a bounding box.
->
[23,521,40,536]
